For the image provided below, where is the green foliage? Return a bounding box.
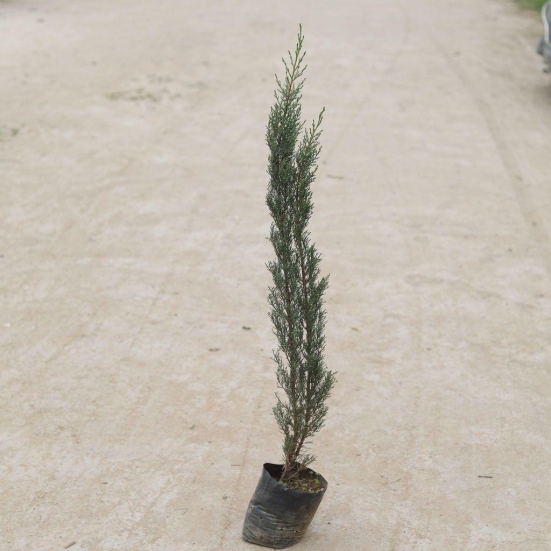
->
[265,25,336,482]
[518,0,546,10]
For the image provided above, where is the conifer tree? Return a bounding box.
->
[266,25,336,482]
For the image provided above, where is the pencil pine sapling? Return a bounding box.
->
[266,25,336,488]
[242,26,335,549]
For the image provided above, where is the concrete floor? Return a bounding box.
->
[1,0,551,549]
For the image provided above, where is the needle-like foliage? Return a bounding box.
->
[265,25,336,482]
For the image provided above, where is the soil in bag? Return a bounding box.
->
[242,463,328,549]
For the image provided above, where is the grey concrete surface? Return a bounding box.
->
[1,0,551,549]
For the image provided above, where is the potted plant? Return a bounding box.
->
[242,25,336,550]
